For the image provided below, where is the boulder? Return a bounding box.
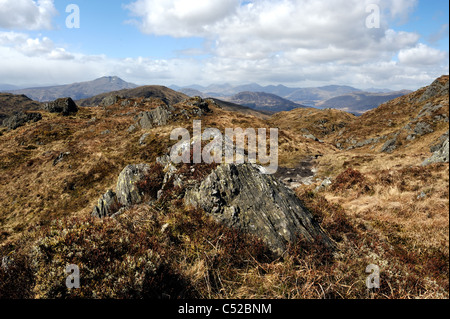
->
[115,164,151,207]
[101,95,121,107]
[315,177,332,192]
[43,98,78,115]
[380,137,397,153]
[413,122,434,137]
[92,190,120,218]
[184,163,335,255]
[53,152,70,166]
[2,112,42,130]
[92,164,152,218]
[136,105,174,130]
[422,133,449,166]
[139,133,150,145]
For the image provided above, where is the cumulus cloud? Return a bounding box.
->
[0,31,198,86]
[398,43,448,66]
[0,0,447,91]
[0,31,74,60]
[123,0,448,89]
[0,0,57,30]
[124,0,432,67]
[125,0,240,37]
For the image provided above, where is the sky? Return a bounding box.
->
[0,0,448,90]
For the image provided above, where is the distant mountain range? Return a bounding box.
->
[170,83,367,105]
[316,90,412,115]
[7,76,138,102]
[171,83,411,114]
[1,76,411,114]
[0,84,23,91]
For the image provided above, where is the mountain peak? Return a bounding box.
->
[10,77,138,102]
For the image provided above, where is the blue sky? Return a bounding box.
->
[0,0,448,90]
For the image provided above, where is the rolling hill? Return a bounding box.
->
[0,93,41,122]
[77,85,189,107]
[224,91,307,112]
[317,90,412,115]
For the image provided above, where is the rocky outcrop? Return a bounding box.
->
[380,136,398,153]
[184,96,211,114]
[184,163,335,255]
[422,131,449,166]
[2,111,42,130]
[419,77,449,102]
[92,164,151,218]
[92,160,334,255]
[92,190,121,218]
[101,95,121,107]
[115,164,151,207]
[135,105,174,130]
[43,97,78,116]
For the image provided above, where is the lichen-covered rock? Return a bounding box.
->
[413,122,434,137]
[2,111,42,130]
[422,133,449,166]
[419,77,449,102]
[92,190,120,218]
[101,95,121,107]
[184,163,335,255]
[380,137,397,153]
[43,97,78,115]
[136,105,174,129]
[115,164,151,207]
[92,164,152,218]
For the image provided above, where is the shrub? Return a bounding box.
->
[136,163,165,200]
[331,168,371,194]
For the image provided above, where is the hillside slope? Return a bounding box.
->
[317,90,412,115]
[77,85,189,106]
[331,75,449,155]
[0,76,448,299]
[0,93,41,122]
[225,91,307,112]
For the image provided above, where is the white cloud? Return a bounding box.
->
[125,0,240,37]
[0,31,74,60]
[0,0,56,30]
[125,0,426,65]
[0,0,447,91]
[398,43,448,66]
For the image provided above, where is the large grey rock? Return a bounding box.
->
[419,78,449,102]
[422,133,449,166]
[184,163,335,255]
[2,112,42,130]
[413,122,434,137]
[430,130,449,153]
[43,97,78,115]
[136,105,174,129]
[92,164,152,218]
[380,137,397,153]
[115,164,151,207]
[92,190,120,218]
[101,95,121,107]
